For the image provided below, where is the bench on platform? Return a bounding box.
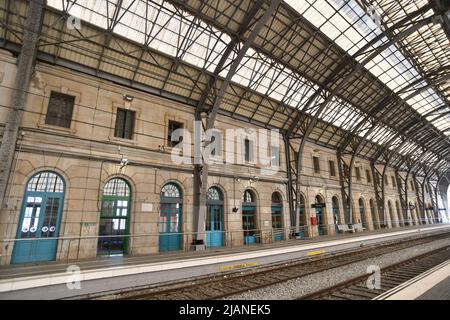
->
[337,224,354,233]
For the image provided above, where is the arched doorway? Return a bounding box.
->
[332,197,340,233]
[315,195,327,236]
[369,199,379,230]
[242,190,257,244]
[414,202,420,225]
[358,198,367,229]
[388,201,395,228]
[159,183,183,252]
[206,186,224,248]
[396,200,404,226]
[297,193,307,237]
[97,178,131,256]
[12,171,65,264]
[271,192,283,241]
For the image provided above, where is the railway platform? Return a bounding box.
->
[0,224,449,300]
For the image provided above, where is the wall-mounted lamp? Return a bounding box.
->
[249,176,259,184]
[123,94,134,102]
[120,156,129,169]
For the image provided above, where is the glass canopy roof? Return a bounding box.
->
[285,0,450,136]
[46,0,394,145]
[38,0,450,174]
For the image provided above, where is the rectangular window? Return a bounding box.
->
[384,174,389,186]
[114,108,135,140]
[271,146,280,167]
[391,176,396,188]
[313,156,320,174]
[355,167,361,181]
[167,120,184,147]
[244,138,254,162]
[45,92,75,128]
[365,169,372,184]
[410,181,415,191]
[329,160,336,177]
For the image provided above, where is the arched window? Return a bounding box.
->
[103,178,130,197]
[159,182,183,251]
[13,172,65,264]
[26,171,64,193]
[207,187,223,201]
[272,192,282,204]
[98,178,131,256]
[161,183,182,198]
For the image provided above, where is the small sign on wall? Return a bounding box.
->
[263,220,270,227]
[141,203,153,212]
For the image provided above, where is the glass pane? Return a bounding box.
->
[115,108,125,138]
[103,179,130,196]
[159,204,169,233]
[124,110,135,139]
[41,197,60,238]
[101,200,115,217]
[169,204,180,233]
[207,187,222,201]
[27,172,64,193]
[20,197,42,239]
[161,183,181,198]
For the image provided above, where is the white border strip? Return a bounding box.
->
[373,259,450,300]
[1,225,449,293]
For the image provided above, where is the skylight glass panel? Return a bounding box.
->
[285,0,449,137]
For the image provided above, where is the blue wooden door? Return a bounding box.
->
[316,207,325,236]
[271,206,283,241]
[12,193,63,264]
[159,203,182,252]
[333,207,339,233]
[206,205,223,248]
[243,206,256,244]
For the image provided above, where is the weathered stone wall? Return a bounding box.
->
[0,49,432,264]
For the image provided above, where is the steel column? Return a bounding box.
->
[0,0,45,208]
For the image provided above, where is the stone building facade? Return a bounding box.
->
[0,49,436,264]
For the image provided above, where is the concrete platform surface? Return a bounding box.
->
[0,224,449,300]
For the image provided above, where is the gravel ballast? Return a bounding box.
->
[224,238,450,300]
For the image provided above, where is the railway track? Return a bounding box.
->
[85,231,450,300]
[299,245,450,300]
